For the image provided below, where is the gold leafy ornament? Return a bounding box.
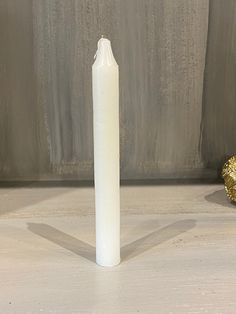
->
[222,155,236,202]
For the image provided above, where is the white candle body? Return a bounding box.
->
[92,38,120,267]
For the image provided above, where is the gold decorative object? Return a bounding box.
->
[222,155,236,202]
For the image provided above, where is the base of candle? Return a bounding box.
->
[96,257,120,267]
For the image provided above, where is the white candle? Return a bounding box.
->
[92,37,120,267]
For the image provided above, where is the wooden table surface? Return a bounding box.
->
[1,184,236,313]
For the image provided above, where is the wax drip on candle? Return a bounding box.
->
[94,36,105,59]
[94,38,117,66]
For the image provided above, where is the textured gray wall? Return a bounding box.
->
[201,0,236,176]
[0,0,233,181]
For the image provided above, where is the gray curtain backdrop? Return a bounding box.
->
[0,0,235,181]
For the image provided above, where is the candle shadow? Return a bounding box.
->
[27,223,95,263]
[121,219,196,262]
[27,219,195,264]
